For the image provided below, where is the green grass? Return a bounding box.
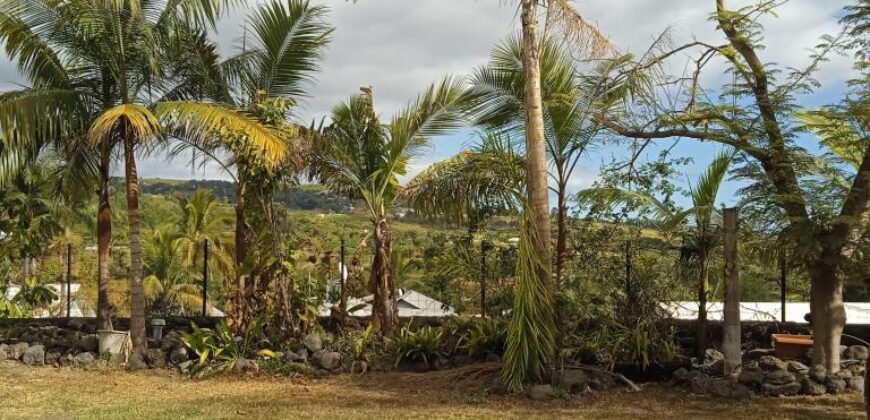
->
[0,362,864,420]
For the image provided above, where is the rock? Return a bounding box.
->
[145,349,166,369]
[488,376,509,395]
[282,350,305,363]
[297,348,309,361]
[764,370,796,385]
[433,357,451,371]
[452,355,473,366]
[588,371,616,391]
[835,369,853,379]
[74,352,96,367]
[743,360,760,371]
[350,360,368,375]
[0,343,8,361]
[848,375,864,392]
[746,348,775,360]
[758,355,788,371]
[809,365,827,382]
[738,369,764,389]
[709,378,753,399]
[9,342,29,360]
[844,345,869,361]
[840,345,849,357]
[704,359,725,375]
[825,375,847,394]
[671,367,690,383]
[786,360,809,373]
[704,349,725,364]
[527,384,553,401]
[78,334,99,353]
[315,351,342,370]
[411,360,430,373]
[302,334,323,353]
[560,369,589,392]
[22,345,45,366]
[127,351,148,370]
[761,381,802,396]
[689,373,712,394]
[45,351,61,366]
[313,368,330,378]
[800,376,827,396]
[232,358,259,373]
[169,346,189,365]
[178,360,194,373]
[67,318,87,331]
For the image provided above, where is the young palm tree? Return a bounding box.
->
[578,149,735,357]
[142,225,205,316]
[174,188,233,275]
[168,0,332,332]
[0,0,288,353]
[314,79,466,336]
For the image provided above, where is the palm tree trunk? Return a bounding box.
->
[696,251,708,358]
[231,171,249,333]
[96,151,113,331]
[123,127,146,353]
[519,0,555,378]
[555,181,569,288]
[370,217,397,336]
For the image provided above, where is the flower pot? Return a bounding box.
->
[97,330,129,355]
[772,334,813,360]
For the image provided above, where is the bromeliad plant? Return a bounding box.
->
[181,316,271,373]
[392,325,446,368]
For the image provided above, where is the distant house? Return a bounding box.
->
[4,283,96,318]
[319,289,456,318]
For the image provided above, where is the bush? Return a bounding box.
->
[392,325,445,368]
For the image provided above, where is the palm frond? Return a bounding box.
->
[89,103,162,145]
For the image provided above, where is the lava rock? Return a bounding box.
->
[169,346,189,365]
[232,358,259,373]
[484,353,502,364]
[848,375,864,392]
[560,369,589,392]
[315,351,342,371]
[764,370,795,385]
[145,348,167,369]
[78,334,99,353]
[845,345,869,361]
[22,345,45,366]
[761,381,801,396]
[74,351,96,367]
[159,331,183,353]
[302,334,323,353]
[709,378,753,399]
[758,355,788,371]
[800,376,827,396]
[9,342,29,360]
[737,369,764,389]
[746,348,775,360]
[127,351,148,370]
[825,375,847,394]
[671,367,690,384]
[704,349,725,364]
[689,373,712,394]
[809,365,827,382]
[786,360,809,373]
[527,384,553,401]
[0,344,8,361]
[45,351,62,366]
[282,350,305,363]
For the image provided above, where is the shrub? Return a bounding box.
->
[392,325,445,368]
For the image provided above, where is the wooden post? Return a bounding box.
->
[723,207,741,379]
[780,251,787,323]
[339,238,347,315]
[66,244,72,318]
[202,239,208,316]
[480,239,487,318]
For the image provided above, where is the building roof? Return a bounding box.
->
[662,301,870,325]
[5,283,95,318]
[319,289,455,318]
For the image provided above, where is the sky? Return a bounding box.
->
[0,0,857,207]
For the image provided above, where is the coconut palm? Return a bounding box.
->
[0,0,289,352]
[142,225,204,316]
[174,188,233,276]
[578,149,735,357]
[313,78,466,336]
[168,0,332,332]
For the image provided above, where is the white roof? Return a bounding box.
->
[319,289,455,318]
[662,301,870,325]
[5,283,95,317]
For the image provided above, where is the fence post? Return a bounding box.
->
[780,251,787,323]
[66,244,72,318]
[480,239,487,318]
[340,238,347,315]
[202,239,208,317]
[723,207,741,379]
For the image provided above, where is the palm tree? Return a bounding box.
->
[174,188,233,276]
[0,0,289,353]
[578,149,735,357]
[314,79,466,336]
[142,225,204,316]
[168,0,332,332]
[466,36,599,286]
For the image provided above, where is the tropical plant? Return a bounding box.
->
[181,317,270,372]
[313,77,466,336]
[142,225,204,316]
[392,325,445,368]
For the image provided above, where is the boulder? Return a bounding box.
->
[835,369,853,380]
[9,342,29,360]
[145,348,167,369]
[786,360,809,374]
[315,351,342,371]
[160,331,183,353]
[689,373,711,394]
[22,345,45,366]
[746,348,775,360]
[74,352,96,367]
[0,343,8,361]
[588,371,616,391]
[127,351,148,371]
[78,334,99,353]
[282,350,305,363]
[484,353,501,364]
[703,359,725,375]
[848,375,864,392]
[844,345,869,361]
[232,358,259,373]
[302,334,323,353]
[708,378,753,399]
[177,360,194,373]
[825,375,847,394]
[169,346,189,365]
[433,357,451,371]
[761,381,801,396]
[671,367,690,384]
[809,365,827,382]
[704,349,725,364]
[560,369,589,392]
[527,384,552,401]
[758,355,788,371]
[764,370,796,385]
[452,355,473,367]
[45,351,62,366]
[800,376,827,396]
[737,369,764,389]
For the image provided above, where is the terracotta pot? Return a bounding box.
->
[772,333,813,360]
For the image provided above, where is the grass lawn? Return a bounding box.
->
[0,361,864,419]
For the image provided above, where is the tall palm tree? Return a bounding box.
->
[174,188,233,274]
[169,0,332,332]
[578,149,735,357]
[0,0,288,353]
[314,79,466,336]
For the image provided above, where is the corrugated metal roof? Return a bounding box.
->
[662,301,870,325]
